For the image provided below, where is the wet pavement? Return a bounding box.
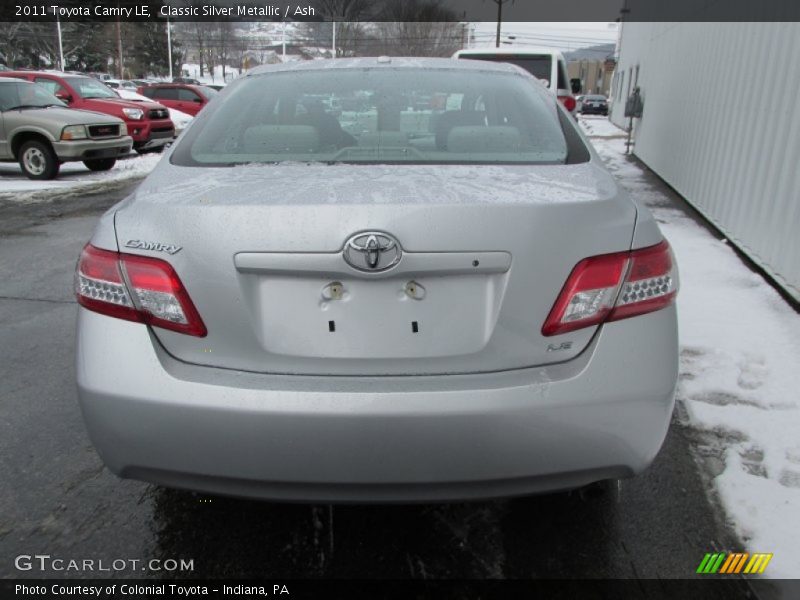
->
[0,173,758,591]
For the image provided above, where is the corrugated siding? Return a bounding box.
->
[610,23,800,302]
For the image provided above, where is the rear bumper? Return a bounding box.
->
[52,136,132,160]
[76,306,678,502]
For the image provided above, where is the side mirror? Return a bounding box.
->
[55,91,72,103]
[570,78,582,95]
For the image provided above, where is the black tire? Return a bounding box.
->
[18,140,59,180]
[83,158,116,171]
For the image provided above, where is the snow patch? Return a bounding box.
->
[585,117,800,578]
[0,154,161,203]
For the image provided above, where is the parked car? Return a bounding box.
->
[104,79,137,90]
[172,77,201,85]
[1,71,173,153]
[0,78,131,179]
[137,83,218,116]
[580,94,609,116]
[0,64,10,72]
[115,88,193,136]
[453,46,578,114]
[75,58,678,502]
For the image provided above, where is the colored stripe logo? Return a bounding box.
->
[696,552,772,574]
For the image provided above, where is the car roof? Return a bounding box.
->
[6,70,89,79]
[246,56,525,77]
[149,82,199,88]
[454,46,566,59]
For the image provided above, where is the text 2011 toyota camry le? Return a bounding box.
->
[75,58,678,502]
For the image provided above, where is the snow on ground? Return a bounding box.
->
[181,63,238,84]
[0,153,161,203]
[580,115,800,578]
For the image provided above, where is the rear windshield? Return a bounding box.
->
[172,68,569,166]
[459,54,552,86]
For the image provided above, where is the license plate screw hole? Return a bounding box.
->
[405,280,425,300]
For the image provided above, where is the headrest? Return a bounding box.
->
[242,125,320,153]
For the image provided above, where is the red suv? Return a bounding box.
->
[138,83,218,117]
[2,72,174,153]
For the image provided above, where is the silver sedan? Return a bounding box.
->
[75,58,678,502]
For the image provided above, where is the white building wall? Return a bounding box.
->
[610,22,800,302]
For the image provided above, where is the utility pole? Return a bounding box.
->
[282,21,286,58]
[116,17,123,78]
[167,16,173,80]
[55,16,65,71]
[332,21,336,57]
[491,0,514,48]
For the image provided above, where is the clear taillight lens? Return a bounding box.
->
[542,240,677,336]
[75,244,206,337]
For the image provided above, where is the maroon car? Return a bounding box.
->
[138,83,218,117]
[2,71,174,153]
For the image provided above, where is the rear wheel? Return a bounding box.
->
[83,158,117,171]
[19,140,59,180]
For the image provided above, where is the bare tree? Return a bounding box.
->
[231,32,252,73]
[313,0,374,57]
[0,21,25,67]
[372,0,464,57]
[213,21,234,80]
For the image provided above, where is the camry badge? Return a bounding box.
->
[125,240,182,255]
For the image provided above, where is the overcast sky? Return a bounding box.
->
[470,22,619,52]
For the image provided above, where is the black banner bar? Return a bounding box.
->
[4,578,799,600]
[2,0,800,23]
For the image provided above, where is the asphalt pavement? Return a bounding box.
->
[0,179,762,592]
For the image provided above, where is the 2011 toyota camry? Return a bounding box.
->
[75,58,678,502]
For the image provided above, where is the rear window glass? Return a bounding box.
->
[458,54,552,86]
[177,88,200,101]
[172,68,569,166]
[154,87,179,100]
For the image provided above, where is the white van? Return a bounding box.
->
[453,47,577,114]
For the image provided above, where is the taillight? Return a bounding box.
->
[76,244,207,337]
[559,94,577,112]
[542,240,677,336]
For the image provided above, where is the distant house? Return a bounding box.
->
[565,43,615,97]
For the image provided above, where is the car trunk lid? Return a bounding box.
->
[114,161,636,376]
